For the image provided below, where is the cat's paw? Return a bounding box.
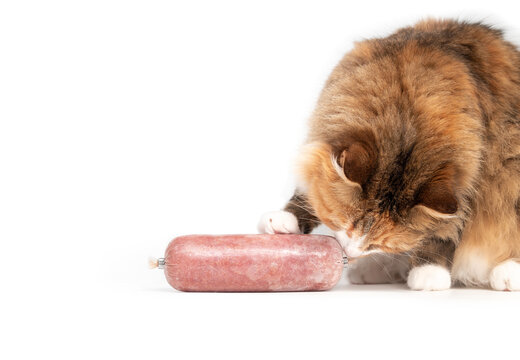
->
[407,264,451,291]
[489,260,520,291]
[257,211,300,234]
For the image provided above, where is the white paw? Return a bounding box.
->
[489,260,520,291]
[407,264,451,291]
[257,211,300,234]
[348,254,409,284]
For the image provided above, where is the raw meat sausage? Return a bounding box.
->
[151,234,346,292]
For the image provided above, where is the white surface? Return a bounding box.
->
[2,1,520,359]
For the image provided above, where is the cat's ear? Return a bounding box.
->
[338,141,377,187]
[414,168,458,218]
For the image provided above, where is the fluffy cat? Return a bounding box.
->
[258,19,520,291]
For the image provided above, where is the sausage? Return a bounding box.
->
[152,234,345,292]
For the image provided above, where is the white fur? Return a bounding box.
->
[413,204,458,219]
[407,264,452,291]
[348,254,409,284]
[257,211,300,234]
[334,230,378,258]
[451,250,491,286]
[334,230,363,258]
[489,260,520,291]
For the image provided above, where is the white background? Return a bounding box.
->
[2,1,520,359]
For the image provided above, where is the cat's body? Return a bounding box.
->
[259,19,520,290]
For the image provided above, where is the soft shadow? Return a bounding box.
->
[332,283,409,292]
[141,287,176,293]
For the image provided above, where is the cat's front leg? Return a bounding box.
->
[407,237,456,291]
[258,191,320,234]
[347,253,410,284]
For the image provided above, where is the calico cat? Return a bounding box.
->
[258,19,520,291]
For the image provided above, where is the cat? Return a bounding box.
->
[258,19,520,291]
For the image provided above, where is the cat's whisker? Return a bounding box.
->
[370,254,394,281]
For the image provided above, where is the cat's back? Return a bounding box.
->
[312,19,520,146]
[343,19,518,73]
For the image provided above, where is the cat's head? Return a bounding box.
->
[296,128,461,258]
